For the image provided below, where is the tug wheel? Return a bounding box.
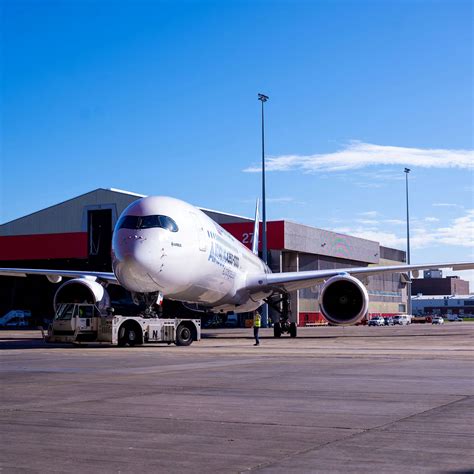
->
[176,323,194,346]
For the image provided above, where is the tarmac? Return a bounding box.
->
[1,323,473,473]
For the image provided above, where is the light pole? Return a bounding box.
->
[258,93,269,328]
[404,168,412,316]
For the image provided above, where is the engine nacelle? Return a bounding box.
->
[53,278,110,312]
[319,274,369,326]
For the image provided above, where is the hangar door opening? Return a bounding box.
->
[88,209,112,269]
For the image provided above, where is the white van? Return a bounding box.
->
[393,315,411,325]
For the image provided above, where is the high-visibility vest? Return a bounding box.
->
[253,313,261,328]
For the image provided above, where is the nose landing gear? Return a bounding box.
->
[131,291,164,318]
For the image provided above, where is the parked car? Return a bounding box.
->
[447,315,463,322]
[393,315,411,325]
[368,316,385,326]
[431,316,444,325]
[384,317,394,326]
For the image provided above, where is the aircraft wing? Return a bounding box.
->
[0,268,118,284]
[249,262,474,293]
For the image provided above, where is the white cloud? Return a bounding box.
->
[436,210,474,248]
[330,209,474,252]
[243,141,474,173]
[424,217,440,223]
[433,203,464,208]
[385,219,405,225]
[356,219,379,225]
[347,230,404,248]
[358,211,379,217]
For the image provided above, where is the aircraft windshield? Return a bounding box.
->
[117,215,178,232]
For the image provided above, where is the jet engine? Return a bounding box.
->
[319,274,369,326]
[53,278,110,312]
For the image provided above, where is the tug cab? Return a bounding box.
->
[50,303,103,342]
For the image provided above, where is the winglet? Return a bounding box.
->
[252,198,260,255]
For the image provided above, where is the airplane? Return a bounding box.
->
[1,195,473,327]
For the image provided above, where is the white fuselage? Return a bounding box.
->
[112,196,271,313]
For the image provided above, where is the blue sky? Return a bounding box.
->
[1,0,473,284]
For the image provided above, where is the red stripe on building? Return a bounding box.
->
[222,221,285,250]
[0,233,88,260]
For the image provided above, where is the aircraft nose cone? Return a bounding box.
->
[112,234,164,292]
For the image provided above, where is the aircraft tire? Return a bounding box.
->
[274,322,281,338]
[289,322,297,338]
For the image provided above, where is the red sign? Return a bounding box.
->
[222,221,285,251]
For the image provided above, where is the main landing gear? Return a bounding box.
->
[266,293,297,338]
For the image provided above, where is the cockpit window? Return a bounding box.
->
[139,215,161,229]
[159,216,179,232]
[117,215,178,232]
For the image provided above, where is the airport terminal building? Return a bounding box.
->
[0,188,408,325]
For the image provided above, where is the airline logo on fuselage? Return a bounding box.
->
[208,241,240,269]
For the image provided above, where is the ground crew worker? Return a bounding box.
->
[253,311,261,346]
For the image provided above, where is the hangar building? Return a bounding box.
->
[0,188,408,325]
